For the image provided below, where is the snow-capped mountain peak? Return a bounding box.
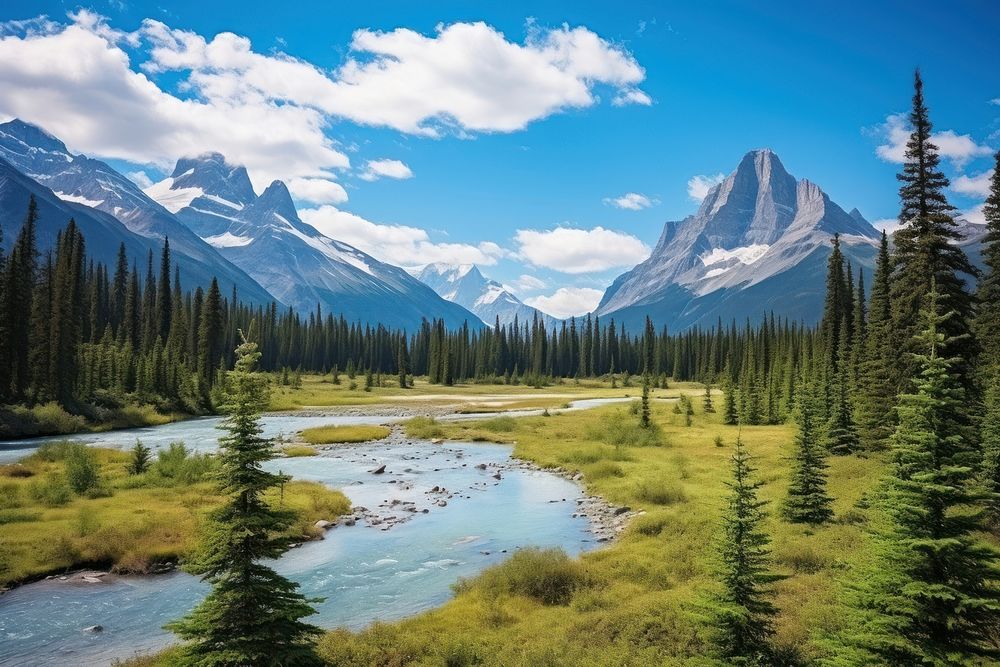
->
[596,148,881,331]
[418,263,556,327]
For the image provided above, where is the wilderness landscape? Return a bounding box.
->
[1,3,999,666]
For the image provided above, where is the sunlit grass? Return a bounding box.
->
[299,425,391,445]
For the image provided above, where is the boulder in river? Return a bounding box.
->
[314,520,334,529]
[82,625,103,633]
[371,464,386,474]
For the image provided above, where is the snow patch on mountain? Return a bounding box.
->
[204,231,254,248]
[54,191,104,208]
[700,244,770,267]
[418,263,557,327]
[144,176,204,213]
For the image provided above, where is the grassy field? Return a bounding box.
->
[300,424,392,445]
[0,443,350,588]
[313,389,889,666]
[267,373,652,412]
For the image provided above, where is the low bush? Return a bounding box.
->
[587,411,665,448]
[634,478,686,505]
[65,444,100,494]
[27,474,72,506]
[0,464,33,478]
[631,510,673,536]
[282,445,318,457]
[404,416,445,440]
[455,547,585,605]
[151,442,215,485]
[479,416,517,433]
[584,460,624,480]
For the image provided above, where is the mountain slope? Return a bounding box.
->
[0,119,274,305]
[148,155,483,330]
[418,264,557,328]
[597,149,880,331]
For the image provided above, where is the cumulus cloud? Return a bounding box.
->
[604,192,656,210]
[360,159,414,182]
[525,287,604,319]
[300,205,505,268]
[871,218,901,233]
[286,177,349,204]
[514,226,650,274]
[952,169,994,198]
[0,13,646,188]
[875,113,992,167]
[687,173,726,202]
[612,88,652,107]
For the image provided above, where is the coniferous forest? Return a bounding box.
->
[3,68,1000,665]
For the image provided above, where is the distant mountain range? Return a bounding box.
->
[0,122,986,334]
[0,119,274,305]
[418,263,557,328]
[595,149,885,331]
[144,153,482,331]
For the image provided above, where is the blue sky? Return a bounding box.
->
[1,1,998,317]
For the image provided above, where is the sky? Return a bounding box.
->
[0,0,998,318]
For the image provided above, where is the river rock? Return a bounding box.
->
[371,464,386,474]
[314,520,334,529]
[82,625,103,633]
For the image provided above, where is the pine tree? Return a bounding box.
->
[640,373,651,428]
[890,70,978,395]
[197,279,223,402]
[828,287,1000,664]
[977,151,1000,504]
[6,196,38,398]
[856,231,896,450]
[708,437,778,663]
[167,332,322,665]
[723,378,738,425]
[783,390,833,524]
[703,383,715,413]
[127,439,152,475]
[826,318,859,455]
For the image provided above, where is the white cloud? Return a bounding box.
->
[525,287,604,319]
[286,177,348,204]
[126,169,153,188]
[514,226,650,274]
[961,203,986,226]
[612,88,652,107]
[0,14,646,188]
[990,98,1000,106]
[875,113,992,168]
[0,13,349,189]
[872,218,901,233]
[505,274,546,294]
[952,169,994,198]
[687,173,725,202]
[300,205,505,268]
[360,159,414,182]
[604,192,656,210]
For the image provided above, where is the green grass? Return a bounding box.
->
[403,416,445,439]
[0,445,350,587]
[311,388,896,665]
[299,424,391,445]
[282,445,319,457]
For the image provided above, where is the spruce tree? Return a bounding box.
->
[855,231,896,449]
[167,332,322,665]
[703,383,715,413]
[640,373,651,428]
[783,390,833,524]
[829,287,1000,664]
[977,151,1000,503]
[723,379,738,425]
[708,436,778,663]
[826,318,859,455]
[890,70,978,394]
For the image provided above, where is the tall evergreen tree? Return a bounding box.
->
[6,196,38,398]
[890,70,978,394]
[829,287,1000,664]
[783,390,833,524]
[856,231,896,449]
[167,332,322,665]
[977,151,1000,504]
[708,437,778,663]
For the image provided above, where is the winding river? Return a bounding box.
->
[0,398,631,666]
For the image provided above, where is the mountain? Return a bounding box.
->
[0,157,175,281]
[418,263,557,328]
[147,154,484,331]
[0,119,274,305]
[596,149,881,331]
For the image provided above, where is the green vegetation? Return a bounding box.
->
[404,416,445,439]
[167,335,325,665]
[282,445,319,457]
[299,424,391,445]
[0,442,347,587]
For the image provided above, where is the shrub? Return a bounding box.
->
[152,442,215,485]
[0,464,33,478]
[127,440,153,475]
[456,547,584,605]
[28,474,72,506]
[586,411,665,448]
[584,460,624,480]
[631,511,672,536]
[405,416,445,439]
[634,478,686,505]
[65,444,100,494]
[0,483,22,509]
[480,416,517,433]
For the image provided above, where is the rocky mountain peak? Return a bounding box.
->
[0,119,69,156]
[247,180,298,225]
[169,152,256,206]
